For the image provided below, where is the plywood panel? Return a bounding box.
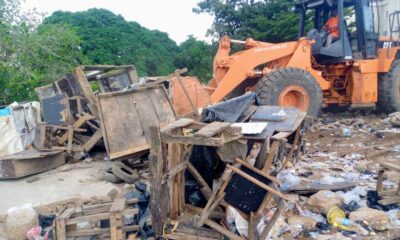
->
[98,86,175,159]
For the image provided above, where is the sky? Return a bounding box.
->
[21,0,214,44]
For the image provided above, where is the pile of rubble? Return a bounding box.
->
[1,65,400,240]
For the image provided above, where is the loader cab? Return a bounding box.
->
[297,0,379,64]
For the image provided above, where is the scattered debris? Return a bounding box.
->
[6,204,39,240]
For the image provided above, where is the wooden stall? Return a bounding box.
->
[148,118,303,239]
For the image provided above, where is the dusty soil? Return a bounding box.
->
[0,159,124,239]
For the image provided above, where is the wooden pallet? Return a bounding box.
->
[55,198,141,240]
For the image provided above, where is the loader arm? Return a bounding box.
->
[207,37,330,104]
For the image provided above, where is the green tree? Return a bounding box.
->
[0,0,87,104]
[194,0,300,43]
[175,35,215,83]
[43,9,180,76]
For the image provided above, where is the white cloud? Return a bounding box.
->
[21,0,214,44]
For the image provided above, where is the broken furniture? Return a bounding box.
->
[148,118,289,239]
[97,85,175,160]
[0,150,65,179]
[55,198,142,240]
[34,114,102,157]
[246,106,307,173]
[35,65,140,118]
[376,161,400,205]
[197,158,289,240]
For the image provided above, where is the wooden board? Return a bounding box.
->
[98,85,175,159]
[194,122,230,137]
[380,162,400,172]
[0,150,65,179]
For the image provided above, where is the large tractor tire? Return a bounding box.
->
[378,60,400,114]
[256,67,323,117]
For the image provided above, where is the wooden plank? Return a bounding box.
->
[280,128,301,170]
[377,169,385,192]
[110,198,126,213]
[204,220,243,240]
[110,199,125,240]
[0,150,65,179]
[235,158,279,184]
[67,125,73,154]
[184,204,225,219]
[187,162,212,196]
[271,131,292,140]
[161,118,194,133]
[380,162,400,172]
[227,165,289,201]
[168,139,183,220]
[148,86,176,126]
[67,212,109,225]
[98,85,174,159]
[194,122,230,137]
[198,193,225,228]
[174,70,199,117]
[66,225,140,237]
[161,135,224,146]
[254,139,269,169]
[58,115,96,144]
[248,212,255,240]
[197,169,233,227]
[83,129,103,152]
[73,66,99,117]
[67,228,109,237]
[98,91,146,159]
[56,208,75,240]
[133,91,162,144]
[379,196,400,205]
[164,161,187,183]
[259,200,286,240]
[149,126,169,236]
[109,145,149,160]
[262,141,280,172]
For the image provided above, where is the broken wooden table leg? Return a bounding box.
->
[259,199,286,240]
[197,168,233,227]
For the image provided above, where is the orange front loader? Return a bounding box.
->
[189,0,400,116]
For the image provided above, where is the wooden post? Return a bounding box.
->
[110,198,125,240]
[149,126,169,236]
[280,128,301,170]
[55,208,75,240]
[262,141,280,172]
[377,169,385,192]
[248,212,256,240]
[174,70,199,117]
[168,138,183,219]
[67,125,73,154]
[73,66,99,117]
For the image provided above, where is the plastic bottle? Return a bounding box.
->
[327,206,350,230]
[327,206,369,235]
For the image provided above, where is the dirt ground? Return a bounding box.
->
[0,160,124,239]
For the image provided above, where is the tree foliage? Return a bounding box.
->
[175,35,215,83]
[194,0,300,43]
[43,9,180,77]
[0,0,87,104]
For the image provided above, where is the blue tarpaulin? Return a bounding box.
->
[0,108,10,116]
